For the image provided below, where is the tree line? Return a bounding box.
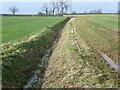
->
[9,0,71,15]
[8,1,118,15]
[71,9,103,15]
[41,1,70,15]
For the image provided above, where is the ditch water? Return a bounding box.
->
[101,54,120,72]
[23,38,59,89]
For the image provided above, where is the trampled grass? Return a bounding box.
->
[2,16,64,43]
[42,15,118,88]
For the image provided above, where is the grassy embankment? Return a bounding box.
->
[42,15,118,88]
[2,16,70,88]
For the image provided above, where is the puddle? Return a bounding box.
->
[101,54,120,72]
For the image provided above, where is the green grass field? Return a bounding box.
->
[2,16,64,43]
[76,15,118,62]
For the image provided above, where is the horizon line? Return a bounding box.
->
[1,0,119,2]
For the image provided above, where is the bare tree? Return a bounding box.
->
[9,6,18,15]
[118,1,120,13]
[42,4,49,15]
[50,2,56,15]
[59,1,70,15]
[56,2,60,14]
[64,2,69,12]
[42,0,71,15]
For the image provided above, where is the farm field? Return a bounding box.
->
[2,16,64,43]
[76,15,118,64]
[1,15,119,88]
[66,14,118,64]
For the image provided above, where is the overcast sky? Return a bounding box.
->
[1,1,118,14]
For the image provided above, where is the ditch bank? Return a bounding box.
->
[23,34,59,89]
[1,17,70,88]
[41,18,118,88]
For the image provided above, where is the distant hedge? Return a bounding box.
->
[1,14,63,16]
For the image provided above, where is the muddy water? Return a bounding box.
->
[23,38,59,89]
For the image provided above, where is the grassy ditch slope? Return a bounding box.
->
[42,15,118,88]
[2,17,70,88]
